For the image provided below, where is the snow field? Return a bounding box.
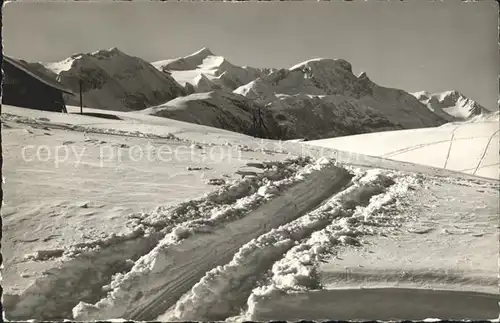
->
[2,103,498,321]
[2,104,256,147]
[306,120,499,180]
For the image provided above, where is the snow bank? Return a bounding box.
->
[262,172,420,291]
[5,228,160,320]
[72,156,350,320]
[162,169,421,321]
[242,171,422,321]
[24,249,64,261]
[130,157,312,231]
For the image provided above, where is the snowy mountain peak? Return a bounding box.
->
[154,47,217,72]
[413,90,489,121]
[192,47,215,57]
[194,73,210,83]
[357,71,375,89]
[237,57,372,101]
[289,58,353,74]
[358,71,368,78]
[437,90,467,105]
[440,90,462,97]
[42,49,185,111]
[16,47,452,143]
[85,47,128,61]
[412,91,431,101]
[53,47,130,72]
[152,49,272,92]
[193,73,223,92]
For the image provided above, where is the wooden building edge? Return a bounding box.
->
[2,55,76,113]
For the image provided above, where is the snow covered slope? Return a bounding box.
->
[235,60,447,137]
[43,48,185,112]
[152,48,273,92]
[463,110,499,124]
[141,90,285,139]
[413,90,490,121]
[307,119,499,180]
[259,93,404,140]
[152,55,448,140]
[22,60,61,81]
[1,104,256,146]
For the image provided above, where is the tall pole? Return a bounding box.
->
[79,79,83,114]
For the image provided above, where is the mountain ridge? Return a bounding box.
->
[14,47,488,140]
[42,47,185,112]
[412,90,491,121]
[152,48,274,93]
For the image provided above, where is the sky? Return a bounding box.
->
[3,0,499,110]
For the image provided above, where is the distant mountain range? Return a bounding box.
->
[412,90,490,121]
[16,47,493,140]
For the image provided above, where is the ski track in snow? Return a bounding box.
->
[6,156,318,320]
[71,156,352,320]
[382,135,483,159]
[64,155,489,322]
[473,129,500,176]
[161,169,421,321]
[460,162,500,173]
[240,172,422,321]
[443,126,459,169]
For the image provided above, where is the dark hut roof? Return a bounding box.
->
[3,55,76,96]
